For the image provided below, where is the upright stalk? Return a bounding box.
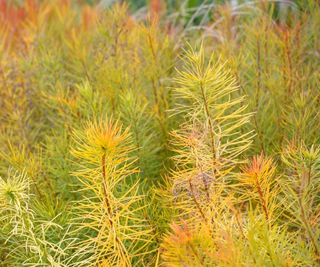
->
[254,174,269,222]
[101,153,130,266]
[298,168,320,260]
[199,80,216,163]
[188,177,207,224]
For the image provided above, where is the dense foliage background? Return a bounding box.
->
[0,0,319,266]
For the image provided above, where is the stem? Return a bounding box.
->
[131,113,144,174]
[298,168,320,260]
[256,38,261,111]
[188,242,205,266]
[147,30,160,110]
[255,37,265,154]
[298,197,319,258]
[101,153,113,217]
[192,146,210,201]
[199,81,216,163]
[201,173,210,201]
[113,24,124,69]
[188,178,207,223]
[283,30,293,95]
[101,153,130,266]
[255,174,269,222]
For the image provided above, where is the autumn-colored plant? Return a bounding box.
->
[0,1,319,266]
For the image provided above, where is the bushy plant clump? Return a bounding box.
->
[0,0,319,266]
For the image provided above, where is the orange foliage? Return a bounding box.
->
[0,0,98,52]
